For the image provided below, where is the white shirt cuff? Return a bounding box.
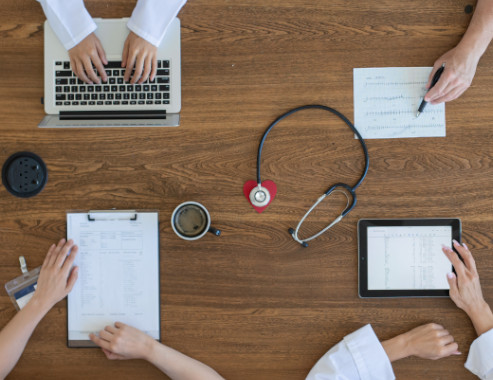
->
[305,324,395,380]
[127,0,187,47]
[344,325,395,380]
[37,0,96,50]
[465,328,493,379]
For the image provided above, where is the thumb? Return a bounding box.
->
[441,342,460,358]
[122,38,129,68]
[66,267,79,293]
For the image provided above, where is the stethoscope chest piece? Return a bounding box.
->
[249,185,270,207]
[243,180,278,213]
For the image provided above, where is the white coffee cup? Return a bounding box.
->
[171,201,221,241]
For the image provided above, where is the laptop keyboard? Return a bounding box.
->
[54,60,170,107]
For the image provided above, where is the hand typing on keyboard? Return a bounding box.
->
[122,32,158,84]
[68,31,158,85]
[68,33,108,85]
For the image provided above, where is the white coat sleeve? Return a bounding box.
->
[465,328,493,379]
[127,0,187,47]
[36,0,96,50]
[305,324,395,380]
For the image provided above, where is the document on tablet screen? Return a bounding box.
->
[367,226,452,290]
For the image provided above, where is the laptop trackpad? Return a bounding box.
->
[93,18,130,57]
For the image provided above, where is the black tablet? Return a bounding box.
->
[358,219,461,298]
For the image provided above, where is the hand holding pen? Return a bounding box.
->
[420,45,479,111]
[416,63,445,117]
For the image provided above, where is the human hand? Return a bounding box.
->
[68,33,108,84]
[31,239,79,312]
[90,322,155,360]
[382,323,460,362]
[122,32,158,84]
[442,240,493,335]
[424,46,479,104]
[403,323,460,360]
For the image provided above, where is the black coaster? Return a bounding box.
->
[2,152,48,198]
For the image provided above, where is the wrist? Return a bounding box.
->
[456,36,487,63]
[467,301,493,336]
[24,295,52,319]
[382,333,410,362]
[143,338,160,362]
[467,299,490,316]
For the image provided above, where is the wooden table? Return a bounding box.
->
[1,0,491,378]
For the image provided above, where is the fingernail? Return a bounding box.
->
[441,244,451,251]
[453,239,459,245]
[463,242,468,249]
[447,272,455,279]
[454,351,462,355]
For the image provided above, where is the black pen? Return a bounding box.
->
[416,63,445,118]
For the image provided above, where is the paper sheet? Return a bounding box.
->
[353,67,446,139]
[67,212,160,344]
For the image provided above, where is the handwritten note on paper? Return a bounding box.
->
[353,67,446,139]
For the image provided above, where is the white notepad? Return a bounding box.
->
[66,211,160,347]
[353,67,446,139]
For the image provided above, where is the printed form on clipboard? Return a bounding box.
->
[67,210,160,347]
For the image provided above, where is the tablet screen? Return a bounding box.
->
[367,225,452,290]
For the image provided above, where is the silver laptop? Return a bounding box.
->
[40,18,181,128]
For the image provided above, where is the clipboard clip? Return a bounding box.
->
[88,210,138,221]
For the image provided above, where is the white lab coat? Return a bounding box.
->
[36,0,187,50]
[306,324,493,380]
[305,325,395,380]
[466,328,493,379]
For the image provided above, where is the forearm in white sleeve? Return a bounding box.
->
[305,324,395,380]
[127,0,187,47]
[36,0,96,50]
[465,328,493,379]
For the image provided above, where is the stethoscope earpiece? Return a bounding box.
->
[249,184,271,207]
[288,228,309,247]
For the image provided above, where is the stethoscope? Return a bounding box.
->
[249,105,369,247]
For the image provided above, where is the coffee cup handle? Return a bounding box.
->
[208,227,221,236]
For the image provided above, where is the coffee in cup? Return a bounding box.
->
[171,201,220,240]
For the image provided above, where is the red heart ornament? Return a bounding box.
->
[243,180,277,213]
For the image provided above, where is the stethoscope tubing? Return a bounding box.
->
[254,104,369,246]
[256,105,369,192]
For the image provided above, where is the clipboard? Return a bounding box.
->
[66,209,160,348]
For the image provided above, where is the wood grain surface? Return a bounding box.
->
[0,0,491,379]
